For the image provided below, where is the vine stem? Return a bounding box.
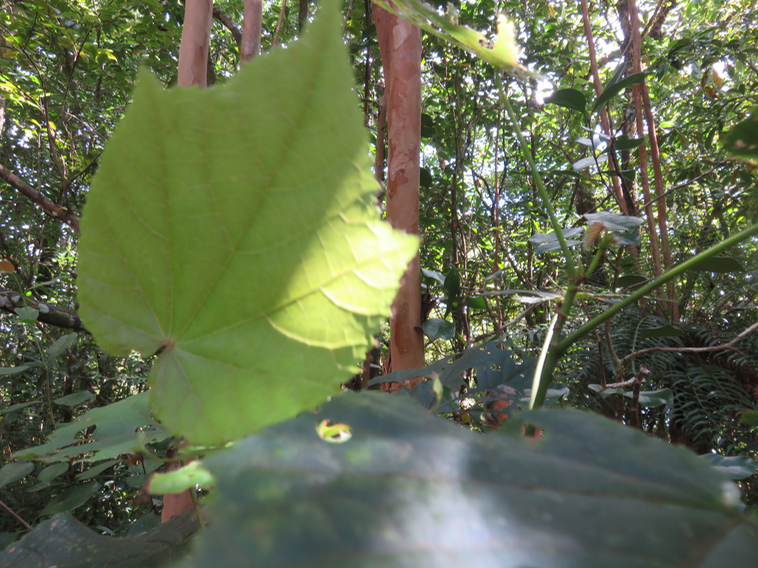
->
[533,222,758,409]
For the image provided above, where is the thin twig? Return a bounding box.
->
[619,322,758,368]
[273,0,288,47]
[0,498,33,531]
[639,163,725,209]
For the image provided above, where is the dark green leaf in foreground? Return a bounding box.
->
[76,0,417,445]
[0,512,198,568]
[179,393,758,568]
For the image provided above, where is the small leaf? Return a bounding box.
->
[0,514,197,566]
[75,459,120,481]
[724,106,758,159]
[419,166,433,188]
[14,306,39,322]
[584,212,644,231]
[54,390,96,407]
[46,333,78,365]
[422,318,456,340]
[443,268,461,301]
[614,135,644,150]
[15,392,169,463]
[572,154,607,171]
[592,72,647,113]
[149,461,216,494]
[0,462,35,488]
[623,388,673,407]
[544,88,587,114]
[421,268,446,285]
[420,114,435,138]
[0,400,39,414]
[687,256,745,273]
[528,228,584,253]
[0,365,34,376]
[641,324,684,339]
[616,274,647,288]
[610,227,641,247]
[701,454,758,480]
[37,462,69,484]
[429,377,443,412]
[39,482,101,517]
[466,296,487,310]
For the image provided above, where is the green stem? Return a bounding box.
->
[531,222,758,408]
[584,233,614,282]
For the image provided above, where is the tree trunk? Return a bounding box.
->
[374,4,424,379]
[241,0,263,62]
[177,0,213,88]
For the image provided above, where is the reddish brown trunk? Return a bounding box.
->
[177,0,213,88]
[374,4,424,379]
[629,0,664,314]
[580,0,628,215]
[160,456,195,523]
[241,0,263,62]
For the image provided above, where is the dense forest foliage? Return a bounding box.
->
[1,0,757,565]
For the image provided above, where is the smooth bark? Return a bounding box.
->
[241,0,263,61]
[374,4,425,377]
[177,0,213,88]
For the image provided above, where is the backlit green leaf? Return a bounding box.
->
[77,0,417,445]
[544,88,587,114]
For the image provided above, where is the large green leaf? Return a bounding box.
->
[76,0,417,445]
[178,393,758,567]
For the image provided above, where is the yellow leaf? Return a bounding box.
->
[712,68,722,88]
[0,259,15,273]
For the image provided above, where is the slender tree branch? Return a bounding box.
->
[0,288,86,332]
[619,322,758,368]
[273,0,287,47]
[0,162,80,233]
[639,163,725,209]
[0,498,33,531]
[213,7,242,47]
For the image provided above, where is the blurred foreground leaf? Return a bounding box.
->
[180,392,758,567]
